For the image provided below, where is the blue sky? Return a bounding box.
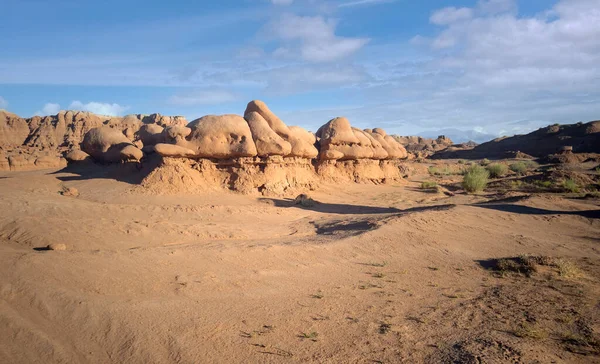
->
[1,0,599,142]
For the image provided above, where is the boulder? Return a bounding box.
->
[137,124,165,146]
[154,143,197,158]
[186,115,257,159]
[81,127,142,162]
[288,126,318,159]
[65,150,92,163]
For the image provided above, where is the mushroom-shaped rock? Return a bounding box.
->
[245,111,292,157]
[154,143,197,158]
[82,127,142,162]
[244,100,292,139]
[317,118,376,160]
[186,115,257,159]
[316,117,360,145]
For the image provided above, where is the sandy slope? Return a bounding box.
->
[0,165,599,363]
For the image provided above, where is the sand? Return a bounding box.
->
[0,163,599,363]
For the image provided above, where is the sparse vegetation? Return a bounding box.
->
[428,166,453,176]
[458,160,465,164]
[462,165,489,193]
[514,323,548,340]
[486,163,508,178]
[299,332,319,341]
[509,162,528,175]
[420,181,438,189]
[554,259,583,278]
[480,158,491,166]
[372,272,385,278]
[563,179,580,193]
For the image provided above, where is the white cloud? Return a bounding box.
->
[168,90,238,106]
[68,101,129,116]
[339,0,395,8]
[268,14,369,62]
[35,102,61,116]
[430,7,474,25]
[0,96,7,109]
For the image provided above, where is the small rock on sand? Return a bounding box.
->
[47,243,67,251]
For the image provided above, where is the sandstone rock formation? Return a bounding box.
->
[244,100,318,159]
[183,115,258,159]
[82,127,143,162]
[0,111,29,148]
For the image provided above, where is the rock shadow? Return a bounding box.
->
[48,154,162,185]
[472,203,600,219]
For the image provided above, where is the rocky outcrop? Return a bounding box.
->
[393,134,454,158]
[0,111,30,148]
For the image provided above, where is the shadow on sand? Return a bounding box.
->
[472,203,600,219]
[47,155,162,185]
[260,198,456,216]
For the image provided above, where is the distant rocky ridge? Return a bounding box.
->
[432,121,600,160]
[392,135,455,158]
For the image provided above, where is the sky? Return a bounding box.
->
[1,0,599,142]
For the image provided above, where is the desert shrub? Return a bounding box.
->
[420,181,438,189]
[458,160,465,164]
[486,163,508,178]
[533,180,553,189]
[462,165,489,193]
[509,162,529,175]
[563,179,580,193]
[428,166,453,176]
[480,158,491,166]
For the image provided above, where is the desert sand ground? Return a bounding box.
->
[1,162,599,363]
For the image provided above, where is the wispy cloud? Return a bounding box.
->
[0,96,7,109]
[338,0,396,8]
[168,90,238,106]
[267,14,369,62]
[69,101,129,116]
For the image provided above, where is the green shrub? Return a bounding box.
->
[480,158,491,166]
[420,181,438,189]
[458,160,465,164]
[428,166,453,176]
[534,180,553,189]
[462,165,489,193]
[563,179,580,193]
[509,162,529,175]
[486,163,508,178]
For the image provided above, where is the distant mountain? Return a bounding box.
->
[432,120,600,160]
